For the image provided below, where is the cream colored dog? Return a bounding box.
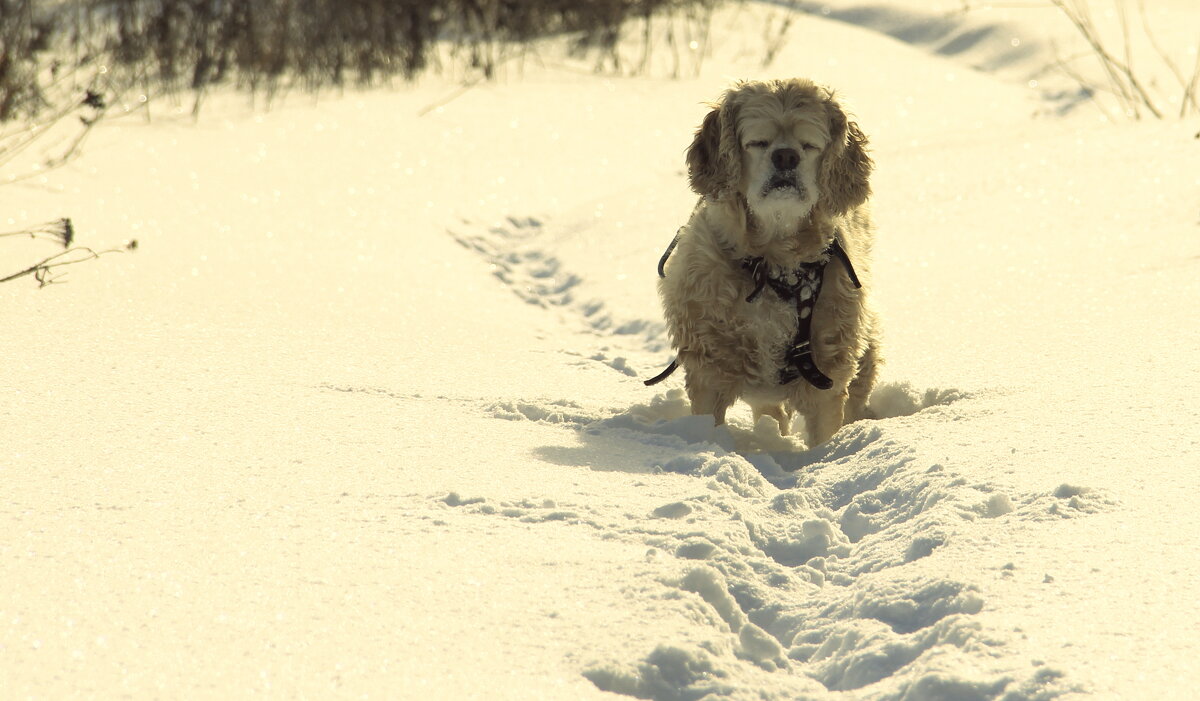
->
[655,79,880,447]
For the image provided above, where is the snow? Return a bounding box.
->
[3,1,1199,699]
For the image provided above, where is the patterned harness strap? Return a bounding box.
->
[741,238,862,389]
[645,236,861,389]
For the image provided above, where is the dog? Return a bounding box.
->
[655,78,880,447]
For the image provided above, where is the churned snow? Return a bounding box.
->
[3,1,1199,699]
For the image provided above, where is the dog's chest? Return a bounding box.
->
[728,255,843,386]
[739,292,798,351]
[728,268,809,370]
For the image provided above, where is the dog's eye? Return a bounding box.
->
[801,143,819,152]
[746,140,769,149]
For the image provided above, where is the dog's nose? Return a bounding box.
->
[771,148,800,171]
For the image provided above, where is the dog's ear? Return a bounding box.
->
[686,92,744,199]
[818,96,873,216]
[686,106,723,197]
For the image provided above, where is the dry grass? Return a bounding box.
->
[1048,0,1199,120]
[3,0,728,125]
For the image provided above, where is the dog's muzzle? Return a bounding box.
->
[763,171,804,199]
[766,172,799,190]
[764,147,803,196]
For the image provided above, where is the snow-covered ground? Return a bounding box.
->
[3,1,1199,698]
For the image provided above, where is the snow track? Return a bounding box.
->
[449,215,670,358]
[438,217,1113,698]
[441,401,1097,698]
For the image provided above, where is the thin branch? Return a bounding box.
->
[1107,0,1162,118]
[761,2,797,69]
[1053,48,1120,120]
[1118,0,1136,106]
[0,87,109,183]
[0,241,137,288]
[1184,47,1200,118]
[1053,0,1137,115]
[0,101,77,169]
[1116,53,1164,118]
[417,76,483,117]
[0,218,74,247]
[1050,0,1164,119]
[1136,0,1200,117]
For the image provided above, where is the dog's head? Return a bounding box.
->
[686,79,872,223]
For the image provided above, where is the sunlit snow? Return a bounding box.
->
[3,1,1199,699]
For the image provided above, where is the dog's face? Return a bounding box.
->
[738,108,830,222]
[686,79,872,224]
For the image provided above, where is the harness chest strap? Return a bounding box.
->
[645,236,861,389]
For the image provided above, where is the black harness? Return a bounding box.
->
[644,233,861,390]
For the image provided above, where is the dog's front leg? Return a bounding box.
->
[805,390,849,447]
[753,404,794,436]
[684,374,734,427]
[845,336,880,423]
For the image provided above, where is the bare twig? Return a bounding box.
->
[1114,47,1163,118]
[1118,0,1135,106]
[1184,49,1200,118]
[1,217,135,287]
[0,218,74,247]
[762,2,798,68]
[0,241,137,288]
[417,76,484,117]
[1047,0,1191,120]
[0,86,109,183]
[687,4,714,78]
[1052,0,1140,116]
[1053,47,1120,120]
[1136,0,1200,117]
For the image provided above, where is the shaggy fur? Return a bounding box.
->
[658,78,881,447]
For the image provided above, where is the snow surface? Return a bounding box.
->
[3,1,1199,699]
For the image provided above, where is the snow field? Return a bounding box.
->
[3,1,1199,699]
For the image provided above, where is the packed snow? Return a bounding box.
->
[3,1,1199,699]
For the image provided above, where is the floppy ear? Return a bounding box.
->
[686,92,744,199]
[686,106,724,197]
[818,97,873,216]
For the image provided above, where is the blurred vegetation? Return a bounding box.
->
[3,0,720,284]
[1,0,724,123]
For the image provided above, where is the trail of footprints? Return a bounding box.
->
[437,405,1105,699]
[443,217,1101,697]
[449,216,668,370]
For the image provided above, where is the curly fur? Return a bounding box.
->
[659,78,880,447]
